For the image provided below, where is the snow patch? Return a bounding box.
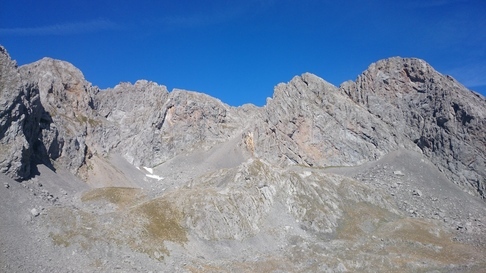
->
[146,174,164,181]
[143,167,154,174]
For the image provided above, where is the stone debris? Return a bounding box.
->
[30,208,40,217]
[413,189,423,197]
[393,170,405,176]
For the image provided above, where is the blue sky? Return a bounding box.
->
[1,0,485,106]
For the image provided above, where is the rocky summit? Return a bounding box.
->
[1,45,485,272]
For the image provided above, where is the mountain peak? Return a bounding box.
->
[0,46,484,199]
[1,45,486,271]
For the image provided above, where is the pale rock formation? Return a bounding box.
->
[19,57,99,176]
[253,72,419,168]
[93,83,241,167]
[0,47,485,200]
[341,57,486,197]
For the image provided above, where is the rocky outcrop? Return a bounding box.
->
[91,80,170,163]
[18,58,99,176]
[0,46,31,179]
[340,57,486,197]
[93,82,243,167]
[0,46,49,179]
[252,73,419,168]
[0,47,101,180]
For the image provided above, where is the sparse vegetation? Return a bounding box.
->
[48,191,187,261]
[126,198,188,259]
[75,114,101,126]
[132,198,187,244]
[248,158,265,177]
[81,187,142,209]
[47,207,99,250]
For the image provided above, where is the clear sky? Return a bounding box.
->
[1,0,485,106]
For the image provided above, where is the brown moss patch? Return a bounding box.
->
[378,218,484,265]
[337,201,398,240]
[47,194,188,260]
[134,198,187,243]
[81,187,142,209]
[126,197,188,259]
[248,159,266,177]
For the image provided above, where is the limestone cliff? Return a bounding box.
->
[340,58,486,197]
[1,46,485,199]
[2,45,486,272]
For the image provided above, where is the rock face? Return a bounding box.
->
[0,46,44,180]
[18,57,99,177]
[92,82,241,167]
[0,47,104,180]
[1,47,485,199]
[340,58,486,197]
[253,73,418,168]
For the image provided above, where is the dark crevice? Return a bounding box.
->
[452,102,474,125]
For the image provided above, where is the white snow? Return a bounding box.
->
[145,174,164,181]
[143,167,154,174]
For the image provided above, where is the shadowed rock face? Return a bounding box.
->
[18,57,99,178]
[0,46,45,179]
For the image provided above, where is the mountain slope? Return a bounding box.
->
[1,45,485,272]
[341,57,486,197]
[2,46,485,199]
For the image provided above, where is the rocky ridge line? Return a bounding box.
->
[340,58,486,197]
[0,45,485,199]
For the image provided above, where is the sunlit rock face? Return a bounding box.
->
[3,47,485,198]
[340,57,486,197]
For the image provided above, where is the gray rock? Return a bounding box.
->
[92,83,241,168]
[336,263,348,272]
[0,46,34,179]
[340,57,486,198]
[393,170,405,176]
[252,72,416,168]
[0,46,101,179]
[30,208,39,217]
[0,45,485,206]
[413,189,423,197]
[3,46,485,202]
[0,51,483,272]
[19,57,99,177]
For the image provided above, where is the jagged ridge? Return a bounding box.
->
[0,45,485,199]
[2,45,486,272]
